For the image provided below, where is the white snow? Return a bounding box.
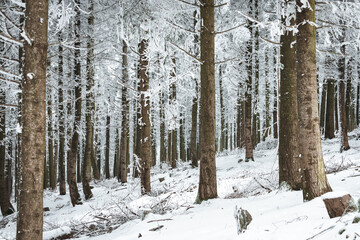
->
[1,133,360,240]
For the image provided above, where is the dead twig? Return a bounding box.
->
[147,218,173,223]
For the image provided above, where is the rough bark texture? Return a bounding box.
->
[180,112,186,161]
[0,90,14,216]
[16,0,48,238]
[320,82,327,134]
[47,95,55,190]
[338,30,350,152]
[119,40,129,183]
[139,38,151,194]
[170,57,177,169]
[219,67,225,152]
[296,0,332,201]
[245,19,254,162]
[105,114,110,179]
[325,79,335,139]
[279,12,301,190]
[58,33,67,196]
[82,0,96,200]
[160,90,166,163]
[198,0,217,201]
[190,10,199,167]
[68,0,82,206]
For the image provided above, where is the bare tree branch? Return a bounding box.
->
[214,2,228,8]
[0,32,23,46]
[0,103,18,108]
[167,20,199,34]
[175,0,200,7]
[0,56,20,64]
[259,35,281,45]
[0,9,21,30]
[0,68,22,79]
[0,76,21,85]
[167,41,202,63]
[215,23,246,35]
[215,57,239,65]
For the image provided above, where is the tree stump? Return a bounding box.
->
[322,192,357,218]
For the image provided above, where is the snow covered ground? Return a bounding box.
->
[1,133,360,240]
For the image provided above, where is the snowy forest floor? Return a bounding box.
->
[1,133,360,240]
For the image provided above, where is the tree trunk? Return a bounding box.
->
[139,38,151,194]
[0,89,14,217]
[47,95,55,190]
[16,0,48,238]
[345,57,354,132]
[325,79,335,139]
[82,0,96,199]
[180,112,186,161]
[320,81,327,134]
[160,90,166,163]
[245,19,254,162]
[220,67,225,152]
[58,29,66,195]
[278,11,301,190]
[335,84,339,132]
[338,25,350,152]
[197,0,217,201]
[105,114,110,179]
[190,9,199,167]
[296,0,332,201]
[263,51,271,141]
[119,40,129,183]
[68,0,82,206]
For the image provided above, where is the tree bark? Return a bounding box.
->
[325,79,335,139]
[0,89,14,216]
[180,112,186,161]
[105,114,110,179]
[47,95,55,190]
[278,10,301,190]
[119,40,129,183]
[338,25,350,152]
[160,90,166,163]
[320,83,327,134]
[16,0,48,238]
[245,19,254,162]
[139,38,151,194]
[296,0,332,201]
[68,0,82,206]
[197,0,217,201]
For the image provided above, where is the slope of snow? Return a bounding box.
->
[1,134,360,240]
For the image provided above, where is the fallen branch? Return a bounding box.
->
[306,225,335,240]
[253,177,272,193]
[147,218,173,223]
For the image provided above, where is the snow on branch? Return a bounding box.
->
[175,0,200,7]
[167,41,202,64]
[0,76,21,85]
[215,22,246,35]
[259,35,281,45]
[0,68,22,80]
[214,2,228,8]
[166,20,199,34]
[0,9,21,30]
[215,57,239,65]
[0,32,23,46]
